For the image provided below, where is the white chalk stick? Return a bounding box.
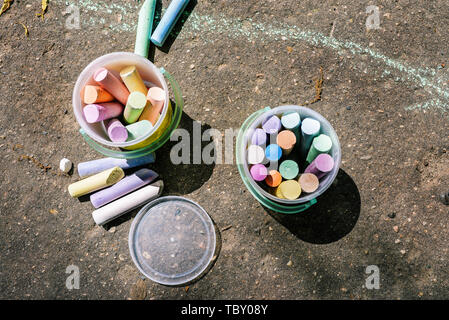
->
[92,180,164,226]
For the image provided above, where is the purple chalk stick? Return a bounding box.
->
[90,168,158,208]
[250,164,268,182]
[251,128,267,146]
[106,119,128,142]
[83,102,124,123]
[304,153,334,179]
[262,115,281,135]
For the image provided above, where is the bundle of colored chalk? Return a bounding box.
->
[67,154,163,226]
[247,112,335,200]
[80,65,166,143]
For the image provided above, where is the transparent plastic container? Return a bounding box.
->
[72,52,183,159]
[129,196,217,286]
[236,105,342,214]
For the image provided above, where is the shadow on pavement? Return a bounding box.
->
[264,169,361,244]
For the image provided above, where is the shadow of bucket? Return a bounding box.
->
[72,52,183,159]
[236,105,342,214]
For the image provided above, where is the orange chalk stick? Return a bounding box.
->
[265,170,282,188]
[83,85,115,104]
[139,87,166,125]
[276,130,296,155]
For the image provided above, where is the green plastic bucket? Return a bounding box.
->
[73,52,183,159]
[236,105,341,214]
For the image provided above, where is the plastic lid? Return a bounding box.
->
[128,196,216,286]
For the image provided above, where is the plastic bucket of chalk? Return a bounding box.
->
[236,105,341,214]
[72,52,183,159]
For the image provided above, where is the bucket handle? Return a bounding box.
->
[79,67,183,159]
[236,107,318,214]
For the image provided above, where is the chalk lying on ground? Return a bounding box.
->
[134,0,157,57]
[94,67,130,105]
[251,128,267,146]
[150,0,191,47]
[106,119,128,142]
[92,180,164,225]
[68,167,125,198]
[304,153,334,179]
[83,102,123,123]
[83,85,115,104]
[77,154,156,178]
[140,87,165,125]
[90,168,158,208]
[59,158,72,173]
[298,173,319,193]
[120,65,148,96]
[126,120,153,141]
[124,91,148,124]
[306,134,332,163]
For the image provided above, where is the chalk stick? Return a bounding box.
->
[250,164,268,182]
[92,180,164,226]
[134,0,157,58]
[247,145,266,165]
[275,180,302,200]
[262,115,281,136]
[306,134,332,163]
[123,91,147,124]
[273,185,286,199]
[77,154,156,178]
[126,120,153,142]
[279,160,299,180]
[150,0,191,47]
[265,144,282,162]
[276,130,296,156]
[298,173,319,193]
[251,128,267,146]
[90,168,158,208]
[120,65,148,96]
[281,112,301,142]
[106,119,128,142]
[94,68,130,106]
[68,167,125,198]
[265,170,282,188]
[83,85,115,104]
[304,153,334,179]
[300,118,320,159]
[83,102,123,123]
[139,87,166,125]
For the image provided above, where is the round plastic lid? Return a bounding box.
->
[129,196,216,286]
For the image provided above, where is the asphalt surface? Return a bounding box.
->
[0,0,448,299]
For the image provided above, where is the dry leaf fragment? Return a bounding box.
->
[286,46,293,53]
[49,209,58,215]
[36,0,48,20]
[18,22,29,37]
[0,0,12,17]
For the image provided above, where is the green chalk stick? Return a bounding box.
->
[134,0,157,58]
[124,91,148,124]
[279,160,299,180]
[126,120,154,142]
[306,134,332,163]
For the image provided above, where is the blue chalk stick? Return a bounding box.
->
[151,0,190,47]
[77,153,156,178]
[265,144,282,162]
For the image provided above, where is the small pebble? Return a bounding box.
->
[346,106,351,110]
[439,192,449,205]
[388,212,396,219]
[59,158,72,173]
[393,226,399,233]
[287,260,293,267]
[108,227,116,233]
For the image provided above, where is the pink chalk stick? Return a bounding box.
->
[250,164,268,181]
[305,153,334,179]
[106,119,128,142]
[83,103,124,123]
[93,68,130,105]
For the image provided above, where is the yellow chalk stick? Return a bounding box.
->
[120,66,148,96]
[275,180,302,200]
[68,166,124,198]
